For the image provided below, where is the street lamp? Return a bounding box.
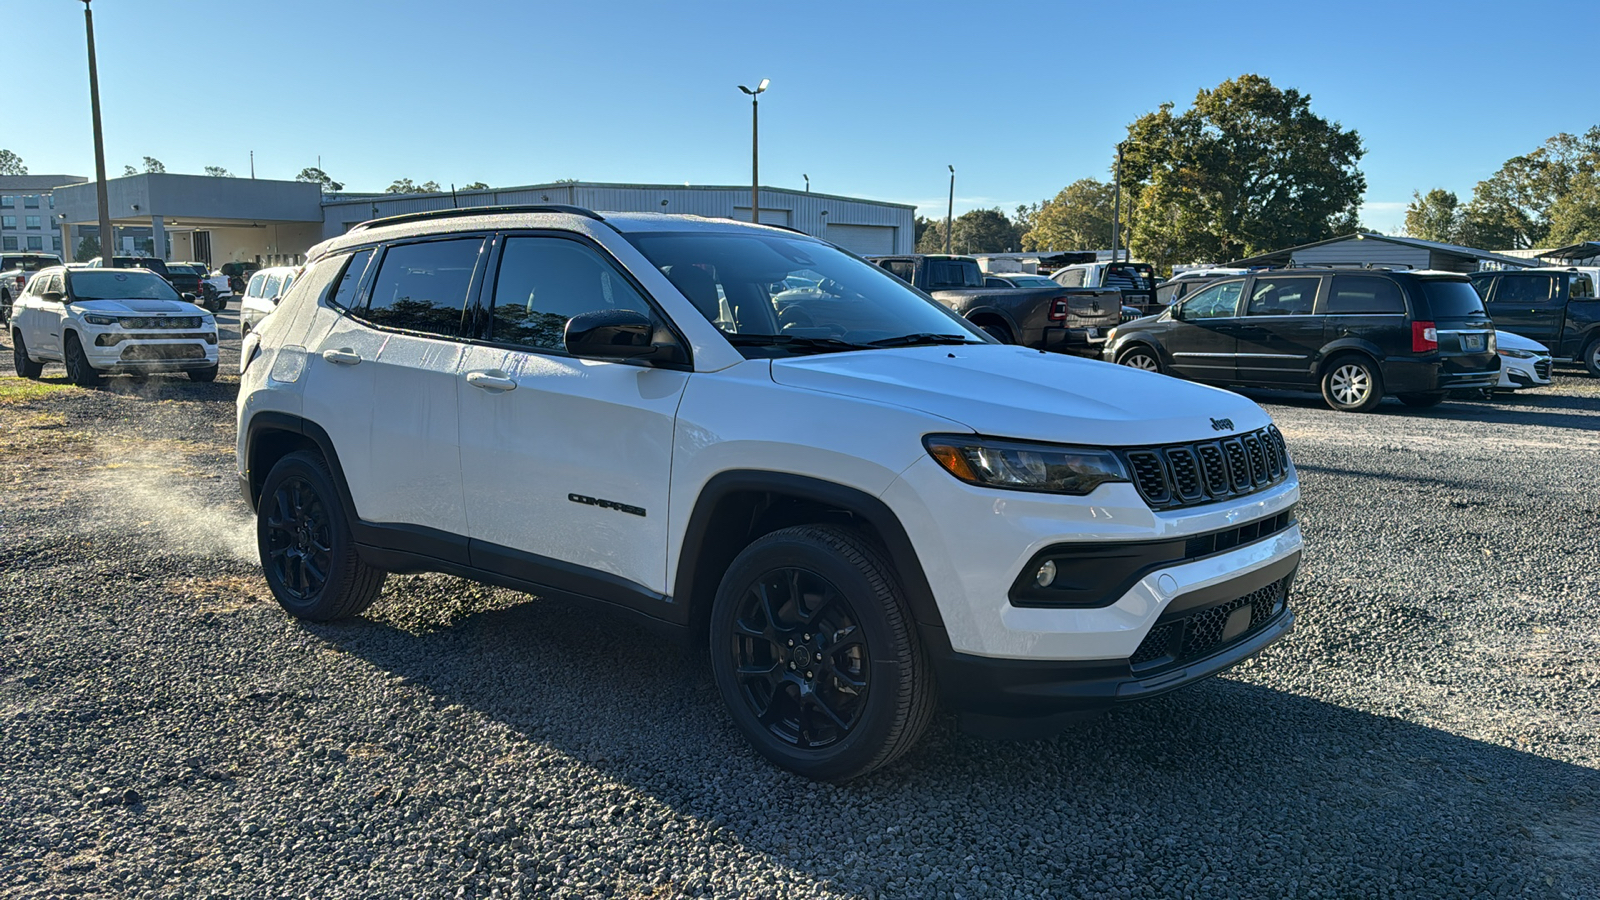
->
[803,173,809,193]
[945,165,955,255]
[738,78,769,224]
[81,0,114,261]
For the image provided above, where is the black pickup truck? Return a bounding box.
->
[1468,267,1600,375]
[868,254,1121,356]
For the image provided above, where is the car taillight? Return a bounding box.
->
[1049,298,1069,321]
[1412,320,1438,353]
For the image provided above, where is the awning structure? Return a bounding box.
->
[1537,242,1600,264]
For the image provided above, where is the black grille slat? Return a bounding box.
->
[1535,360,1551,379]
[1131,577,1289,672]
[1122,428,1291,511]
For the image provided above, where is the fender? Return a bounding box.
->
[956,304,1023,338]
[673,470,945,633]
[1315,336,1387,371]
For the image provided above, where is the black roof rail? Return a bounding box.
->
[352,204,604,232]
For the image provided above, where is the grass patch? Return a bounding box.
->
[0,379,75,404]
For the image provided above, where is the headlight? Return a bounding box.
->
[923,435,1130,495]
[83,314,119,326]
[202,316,216,326]
[1497,348,1535,359]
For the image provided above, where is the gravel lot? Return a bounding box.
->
[2,316,1597,899]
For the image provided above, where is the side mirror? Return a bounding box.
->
[267,294,282,306]
[181,292,197,303]
[43,290,64,303]
[564,309,673,362]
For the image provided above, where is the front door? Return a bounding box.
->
[457,233,688,604]
[1484,272,1562,347]
[1232,275,1325,386]
[1164,278,1245,382]
[25,272,69,359]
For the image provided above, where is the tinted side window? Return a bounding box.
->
[1468,275,1493,300]
[882,260,915,282]
[1571,274,1596,300]
[1055,268,1085,287]
[488,236,656,351]
[1246,277,1320,316]
[1180,280,1244,319]
[361,238,484,336]
[328,249,374,309]
[1328,276,1406,314]
[1495,275,1555,305]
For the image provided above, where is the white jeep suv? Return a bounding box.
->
[11,266,220,384]
[236,206,1302,780]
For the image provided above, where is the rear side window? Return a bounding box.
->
[1571,274,1597,300]
[1246,276,1319,316]
[1493,274,1555,306]
[1327,275,1406,314]
[487,236,657,351]
[925,260,982,289]
[1418,279,1488,319]
[880,259,915,283]
[1054,267,1085,287]
[361,238,484,336]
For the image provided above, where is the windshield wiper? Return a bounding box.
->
[867,333,978,347]
[723,333,875,353]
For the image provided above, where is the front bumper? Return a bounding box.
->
[1036,324,1115,357]
[86,333,218,372]
[1498,356,1552,389]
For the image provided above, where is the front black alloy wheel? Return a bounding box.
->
[258,450,385,621]
[63,333,102,386]
[710,525,935,782]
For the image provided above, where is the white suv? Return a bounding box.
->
[239,265,300,336]
[236,206,1302,780]
[11,266,219,384]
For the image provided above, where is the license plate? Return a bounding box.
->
[1086,327,1098,338]
[1461,334,1484,351]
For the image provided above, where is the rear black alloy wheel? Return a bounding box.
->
[12,331,43,379]
[710,526,935,781]
[258,450,385,621]
[1117,345,1161,372]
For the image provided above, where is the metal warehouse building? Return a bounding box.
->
[1230,232,1537,273]
[320,182,916,255]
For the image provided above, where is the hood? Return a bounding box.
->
[72,298,208,316]
[770,345,1272,446]
[1493,330,1548,354]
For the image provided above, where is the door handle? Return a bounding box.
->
[322,348,361,366]
[465,370,517,393]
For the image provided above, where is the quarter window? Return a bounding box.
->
[1179,280,1243,319]
[1570,274,1597,300]
[360,238,483,336]
[1327,275,1406,314]
[328,249,374,309]
[245,272,266,298]
[1054,268,1085,287]
[488,236,657,351]
[1495,275,1555,305]
[1246,277,1319,316]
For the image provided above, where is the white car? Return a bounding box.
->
[238,265,300,336]
[9,266,219,384]
[237,207,1301,781]
[1494,330,1553,390]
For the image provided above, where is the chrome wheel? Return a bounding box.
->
[1119,349,1160,372]
[1329,363,1371,406]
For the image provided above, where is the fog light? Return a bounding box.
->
[1035,560,1057,588]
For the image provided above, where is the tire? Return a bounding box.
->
[709,525,936,782]
[978,322,1013,343]
[1584,335,1600,378]
[12,330,43,379]
[63,332,103,386]
[257,450,386,621]
[188,365,219,383]
[1116,345,1162,373]
[1,291,11,325]
[1397,391,1446,408]
[1320,355,1383,412]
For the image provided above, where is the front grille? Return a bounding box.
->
[1534,359,1551,379]
[120,343,206,361]
[96,331,215,346]
[1120,426,1292,511]
[1130,577,1289,672]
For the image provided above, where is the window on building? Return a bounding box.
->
[1,215,15,229]
[52,236,62,252]
[2,236,16,251]
[26,236,43,251]
[25,216,41,230]
[0,195,13,208]
[47,195,54,209]
[23,195,39,208]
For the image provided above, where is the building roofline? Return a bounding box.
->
[317,180,917,210]
[1229,232,1539,269]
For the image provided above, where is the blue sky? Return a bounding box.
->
[7,0,1593,235]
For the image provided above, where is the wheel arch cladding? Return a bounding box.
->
[1318,342,1383,373]
[674,471,945,637]
[243,412,356,517]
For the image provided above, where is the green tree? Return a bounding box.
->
[0,149,26,175]
[1460,127,1600,249]
[385,178,442,194]
[916,218,951,254]
[1546,170,1600,246]
[913,216,934,248]
[204,166,234,178]
[296,167,345,191]
[1403,188,1463,242]
[1119,74,1366,268]
[951,208,1021,253]
[1022,178,1118,251]
[461,181,490,190]
[142,156,165,173]
[75,235,100,262]
[122,165,137,177]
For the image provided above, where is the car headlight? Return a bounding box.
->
[83,314,119,326]
[1497,348,1535,359]
[202,316,216,326]
[923,435,1130,495]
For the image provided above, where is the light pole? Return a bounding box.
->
[1110,142,1124,263]
[81,0,114,259]
[803,173,809,193]
[738,79,769,224]
[945,165,955,255]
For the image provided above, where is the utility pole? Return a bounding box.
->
[739,80,769,224]
[803,173,809,193]
[81,0,114,259]
[250,150,255,179]
[945,165,955,255]
[1111,142,1124,263]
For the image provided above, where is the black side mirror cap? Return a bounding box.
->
[564,309,676,363]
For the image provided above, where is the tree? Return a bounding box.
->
[1459,127,1600,249]
[951,208,1022,253]
[142,156,166,173]
[204,166,234,178]
[0,149,26,175]
[1119,74,1366,268]
[295,167,345,192]
[1022,178,1118,251]
[916,218,950,254]
[913,216,934,248]
[461,181,489,191]
[75,235,100,262]
[1403,188,1463,243]
[385,178,442,194]
[123,165,138,177]
[1546,170,1600,247]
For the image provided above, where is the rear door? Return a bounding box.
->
[1231,275,1324,386]
[1415,276,1497,376]
[1164,278,1245,382]
[1322,274,1409,359]
[1483,272,1562,347]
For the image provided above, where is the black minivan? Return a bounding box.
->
[1103,268,1500,412]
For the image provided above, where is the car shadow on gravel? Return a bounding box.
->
[313,597,1600,897]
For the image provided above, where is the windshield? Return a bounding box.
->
[1418,278,1487,319]
[69,270,182,302]
[4,255,62,272]
[622,231,984,357]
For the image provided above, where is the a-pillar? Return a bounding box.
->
[150,214,167,260]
